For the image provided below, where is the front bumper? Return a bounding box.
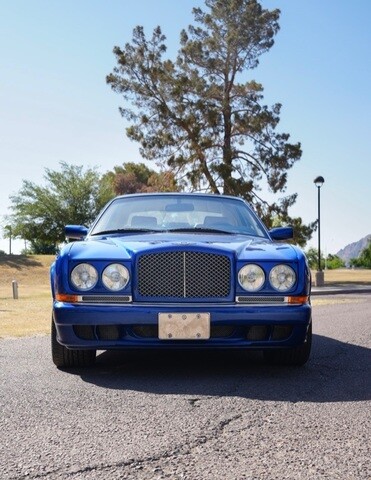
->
[53,301,312,350]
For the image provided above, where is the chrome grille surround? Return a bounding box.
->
[138,251,231,299]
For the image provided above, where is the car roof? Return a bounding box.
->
[113,192,247,202]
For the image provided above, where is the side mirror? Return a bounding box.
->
[65,225,88,241]
[269,226,293,241]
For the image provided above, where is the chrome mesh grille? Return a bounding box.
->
[79,295,131,303]
[236,296,286,304]
[138,251,230,298]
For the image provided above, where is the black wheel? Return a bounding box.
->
[264,323,312,366]
[51,319,96,368]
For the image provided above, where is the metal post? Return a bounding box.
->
[12,280,18,299]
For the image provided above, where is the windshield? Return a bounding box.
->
[90,194,268,238]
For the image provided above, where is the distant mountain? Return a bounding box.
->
[336,234,371,264]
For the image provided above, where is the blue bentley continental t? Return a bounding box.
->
[50,193,312,368]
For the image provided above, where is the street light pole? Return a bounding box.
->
[314,176,325,286]
[317,182,321,271]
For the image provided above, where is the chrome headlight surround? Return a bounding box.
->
[238,264,265,292]
[269,264,296,291]
[70,263,98,291]
[102,264,130,291]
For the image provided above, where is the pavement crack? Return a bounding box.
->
[187,397,201,407]
[17,413,243,479]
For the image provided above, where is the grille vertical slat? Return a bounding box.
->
[138,251,230,299]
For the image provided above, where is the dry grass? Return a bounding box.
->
[311,268,371,285]
[0,255,370,338]
[0,293,52,337]
[0,255,54,338]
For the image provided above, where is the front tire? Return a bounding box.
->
[51,319,96,368]
[264,323,312,366]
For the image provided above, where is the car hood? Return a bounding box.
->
[66,232,300,263]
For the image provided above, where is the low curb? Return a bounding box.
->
[311,284,371,296]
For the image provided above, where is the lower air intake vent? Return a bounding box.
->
[96,325,122,341]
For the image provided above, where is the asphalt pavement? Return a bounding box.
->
[1,296,370,479]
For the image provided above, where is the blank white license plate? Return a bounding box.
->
[158,313,210,340]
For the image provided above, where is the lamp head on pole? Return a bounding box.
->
[314,176,325,188]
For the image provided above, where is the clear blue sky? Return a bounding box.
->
[1,0,370,255]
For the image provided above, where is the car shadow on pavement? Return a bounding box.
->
[77,334,371,404]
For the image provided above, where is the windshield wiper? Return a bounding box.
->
[165,227,235,235]
[91,227,245,236]
[91,228,158,236]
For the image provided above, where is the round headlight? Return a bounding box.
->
[71,263,98,291]
[269,265,296,291]
[238,264,265,292]
[102,264,129,291]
